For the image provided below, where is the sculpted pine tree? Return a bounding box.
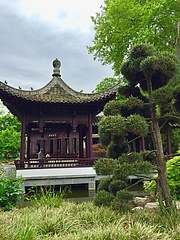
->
[120,44,179,208]
[94,44,179,211]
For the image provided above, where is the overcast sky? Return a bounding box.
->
[0,0,114,93]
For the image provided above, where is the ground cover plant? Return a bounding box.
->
[0,200,179,240]
[0,170,23,211]
[145,153,180,200]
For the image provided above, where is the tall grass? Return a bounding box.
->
[0,200,179,240]
[29,186,68,208]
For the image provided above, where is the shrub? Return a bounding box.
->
[109,180,127,194]
[111,190,134,212]
[0,170,23,211]
[144,153,180,200]
[97,176,113,192]
[94,190,114,207]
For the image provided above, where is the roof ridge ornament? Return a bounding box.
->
[52,58,61,77]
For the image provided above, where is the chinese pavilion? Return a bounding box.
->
[0,59,119,168]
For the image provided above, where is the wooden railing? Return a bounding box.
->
[14,157,98,170]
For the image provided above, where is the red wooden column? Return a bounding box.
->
[20,115,26,161]
[141,136,145,151]
[78,127,83,158]
[26,134,31,159]
[86,112,93,158]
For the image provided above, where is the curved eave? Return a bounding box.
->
[0,78,119,104]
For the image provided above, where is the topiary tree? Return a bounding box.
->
[121,43,179,209]
[94,110,153,211]
[94,43,179,211]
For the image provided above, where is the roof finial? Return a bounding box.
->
[52,58,61,77]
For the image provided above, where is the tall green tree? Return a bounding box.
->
[95,77,119,92]
[88,0,180,75]
[0,114,21,159]
[0,113,21,132]
[121,44,179,209]
[95,44,179,211]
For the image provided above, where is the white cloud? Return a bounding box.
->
[18,0,103,32]
[0,0,114,93]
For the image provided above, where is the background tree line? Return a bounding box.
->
[0,105,21,160]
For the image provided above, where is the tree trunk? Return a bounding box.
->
[146,77,173,209]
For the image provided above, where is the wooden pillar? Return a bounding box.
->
[79,127,83,158]
[20,115,26,161]
[87,112,93,158]
[141,136,145,151]
[26,134,30,159]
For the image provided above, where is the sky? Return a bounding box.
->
[0,0,114,93]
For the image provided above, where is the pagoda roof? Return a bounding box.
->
[0,59,119,106]
[0,76,118,104]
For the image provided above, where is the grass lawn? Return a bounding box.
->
[0,200,179,240]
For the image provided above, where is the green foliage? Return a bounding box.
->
[152,85,175,115]
[95,77,119,93]
[141,150,157,164]
[104,97,144,117]
[0,127,21,158]
[170,129,180,153]
[124,96,144,111]
[121,44,179,91]
[106,141,128,159]
[0,201,180,239]
[96,43,179,210]
[94,152,153,211]
[98,115,127,147]
[0,114,21,159]
[111,190,134,212]
[94,158,118,175]
[0,113,21,132]
[93,190,114,207]
[97,176,113,192]
[88,0,180,76]
[30,186,67,208]
[174,84,180,111]
[166,155,180,199]
[114,152,153,178]
[109,180,128,194]
[144,154,180,200]
[0,170,23,211]
[104,100,122,116]
[126,114,149,136]
[140,51,179,90]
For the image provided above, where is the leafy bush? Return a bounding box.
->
[94,190,114,207]
[0,170,23,211]
[97,176,113,192]
[93,158,118,175]
[144,153,180,200]
[109,180,128,194]
[111,190,134,212]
